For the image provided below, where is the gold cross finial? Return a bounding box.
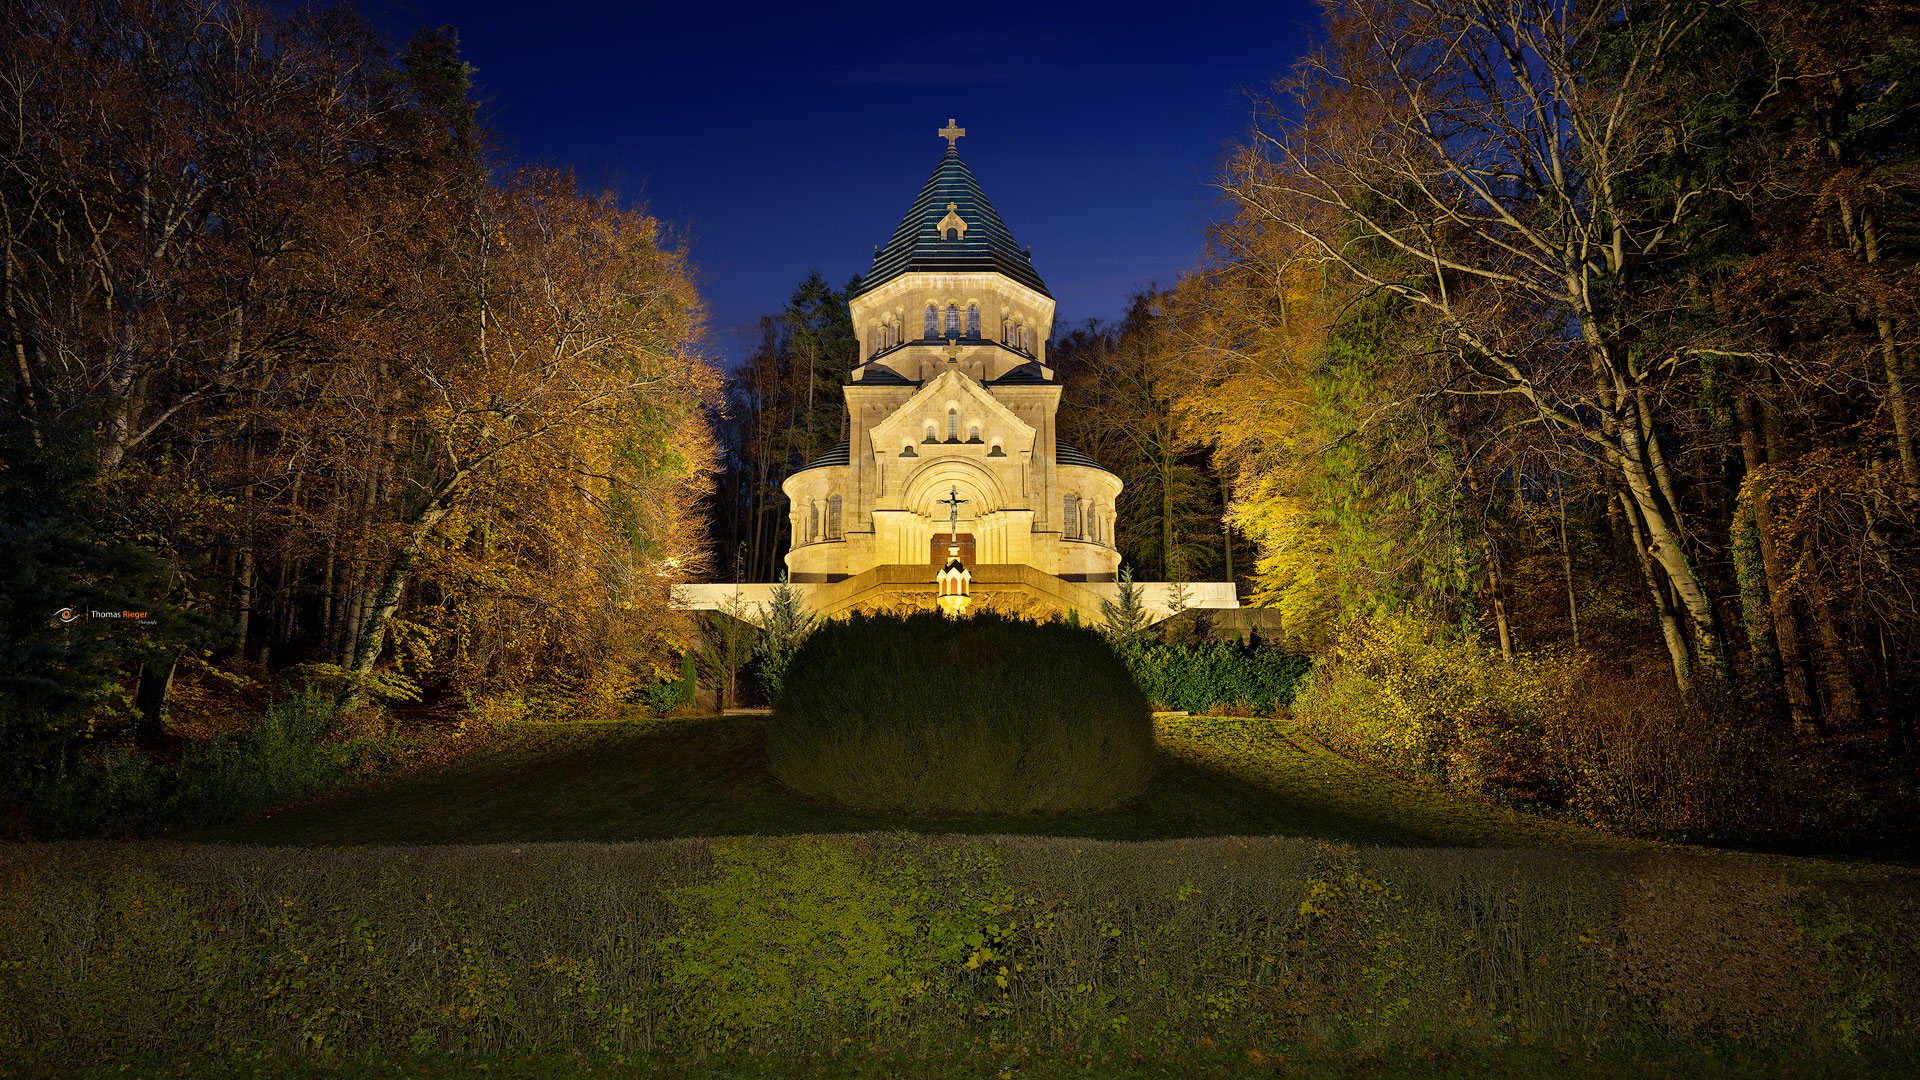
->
[938,119,966,150]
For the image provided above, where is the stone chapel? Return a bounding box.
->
[781,120,1124,596]
[679,123,1240,624]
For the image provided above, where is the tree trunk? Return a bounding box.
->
[336,501,454,713]
[235,545,254,657]
[320,522,338,643]
[1483,535,1513,660]
[1617,483,1693,688]
[1798,532,1860,728]
[1557,479,1579,650]
[3,231,45,447]
[1735,394,1816,726]
[134,656,177,749]
[1860,211,1918,489]
[1159,453,1177,580]
[1614,415,1724,687]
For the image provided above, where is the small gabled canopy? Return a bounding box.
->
[851,146,1049,300]
[850,362,917,386]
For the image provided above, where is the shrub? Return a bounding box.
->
[1539,668,1920,845]
[17,689,422,837]
[642,653,698,715]
[1292,614,1919,845]
[1120,639,1311,715]
[767,610,1153,815]
[1291,613,1566,797]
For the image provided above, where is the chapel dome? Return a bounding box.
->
[850,146,1049,300]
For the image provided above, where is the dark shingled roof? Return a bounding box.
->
[853,362,916,385]
[1056,443,1104,469]
[793,441,849,474]
[988,360,1052,385]
[850,147,1049,300]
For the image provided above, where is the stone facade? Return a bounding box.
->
[677,124,1243,626]
[782,143,1126,594]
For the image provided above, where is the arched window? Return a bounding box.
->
[1001,318,1011,342]
[925,424,937,443]
[947,408,958,440]
[1014,325,1028,352]
[924,305,938,338]
[1062,493,1079,538]
[945,303,960,337]
[966,304,980,338]
[968,424,980,442]
[808,501,819,542]
[945,226,959,240]
[827,494,842,540]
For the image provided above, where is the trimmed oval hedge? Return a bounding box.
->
[766,610,1154,815]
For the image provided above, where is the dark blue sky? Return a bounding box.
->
[373,1,1318,360]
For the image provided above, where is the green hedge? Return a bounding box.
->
[1120,641,1311,715]
[1,837,1912,1068]
[768,611,1153,815]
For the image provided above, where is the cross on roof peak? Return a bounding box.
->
[938,119,966,150]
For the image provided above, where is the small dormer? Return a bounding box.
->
[937,201,968,241]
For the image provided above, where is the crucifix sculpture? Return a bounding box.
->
[935,484,970,555]
[938,118,966,150]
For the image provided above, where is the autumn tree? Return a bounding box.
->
[1229,0,1757,690]
[321,167,714,713]
[1055,294,1230,583]
[0,0,719,773]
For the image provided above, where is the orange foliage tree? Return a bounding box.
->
[1,0,717,759]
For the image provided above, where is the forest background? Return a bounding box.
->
[1,0,1915,849]
[710,0,1920,848]
[0,0,717,833]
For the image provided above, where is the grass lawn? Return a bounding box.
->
[186,712,1652,851]
[23,1042,1909,1080]
[35,714,1914,1079]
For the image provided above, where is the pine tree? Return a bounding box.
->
[754,574,818,705]
[1099,567,1154,649]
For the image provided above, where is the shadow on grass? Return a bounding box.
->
[185,715,1644,851]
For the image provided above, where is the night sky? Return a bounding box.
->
[371,1,1318,361]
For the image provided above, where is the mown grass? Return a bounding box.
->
[186,713,1649,851]
[11,1041,1909,1080]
